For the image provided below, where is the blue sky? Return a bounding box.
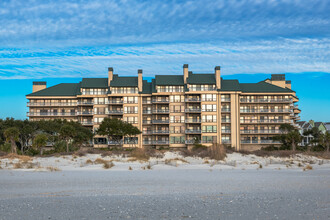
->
[0,0,329,121]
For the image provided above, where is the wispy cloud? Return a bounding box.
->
[0,0,329,79]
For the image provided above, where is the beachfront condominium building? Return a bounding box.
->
[26,65,301,151]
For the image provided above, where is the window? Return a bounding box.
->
[124,137,138,144]
[124,96,138,103]
[202,94,216,101]
[170,136,185,144]
[202,104,216,112]
[202,125,217,133]
[124,106,138,114]
[111,87,138,94]
[189,84,216,91]
[202,136,216,143]
[170,95,184,103]
[157,86,184,93]
[202,115,216,122]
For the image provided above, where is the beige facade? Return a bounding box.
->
[26,65,300,151]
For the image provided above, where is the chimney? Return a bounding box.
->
[183,64,188,84]
[138,69,143,92]
[32,81,46,93]
[108,67,113,86]
[215,66,221,89]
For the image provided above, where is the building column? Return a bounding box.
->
[138,95,143,148]
[217,92,222,144]
[230,93,241,151]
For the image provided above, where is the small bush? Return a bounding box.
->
[128,166,132,170]
[85,159,93,164]
[303,165,313,171]
[103,161,114,169]
[208,144,226,160]
[46,166,61,172]
[130,147,150,161]
[259,164,263,169]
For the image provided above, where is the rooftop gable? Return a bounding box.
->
[240,81,294,93]
[155,75,184,86]
[27,83,80,97]
[81,78,108,88]
[187,72,216,85]
[110,75,138,87]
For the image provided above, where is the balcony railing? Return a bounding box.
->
[143,140,153,145]
[108,140,123,145]
[153,130,170,134]
[221,129,231,133]
[170,130,185,134]
[185,129,201,134]
[201,98,216,102]
[185,119,201,123]
[221,119,231,123]
[108,110,123,114]
[221,140,231,144]
[123,101,138,104]
[153,109,170,114]
[240,99,292,103]
[27,102,77,107]
[142,100,152,104]
[185,98,201,102]
[124,111,138,114]
[152,99,169,103]
[240,109,292,113]
[82,91,107,95]
[27,112,76,116]
[202,119,217,123]
[152,120,169,124]
[77,111,93,115]
[77,101,94,105]
[142,120,152,124]
[202,109,217,112]
[142,130,153,134]
[143,110,152,114]
[94,101,110,105]
[185,108,201,113]
[170,120,185,123]
[152,141,169,145]
[240,119,292,123]
[109,100,123,104]
[221,98,231,102]
[202,130,217,133]
[80,121,93,125]
[241,140,281,144]
[221,108,231,112]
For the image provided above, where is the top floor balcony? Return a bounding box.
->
[27,102,77,107]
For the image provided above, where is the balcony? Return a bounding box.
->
[221,119,231,123]
[202,119,217,123]
[185,129,201,134]
[77,111,93,116]
[77,101,94,105]
[27,102,77,107]
[143,110,152,114]
[153,130,170,134]
[240,119,293,124]
[152,99,169,103]
[123,100,138,104]
[201,98,216,102]
[109,100,123,104]
[221,98,231,102]
[124,121,138,124]
[240,99,292,103]
[185,108,201,113]
[108,140,123,145]
[170,120,185,123]
[185,98,201,102]
[202,130,217,133]
[152,120,169,124]
[221,140,231,144]
[108,110,123,114]
[152,141,169,145]
[143,140,153,145]
[185,139,196,144]
[80,121,93,126]
[27,112,77,116]
[94,101,110,105]
[142,120,152,124]
[170,130,185,134]
[185,119,201,123]
[124,111,138,114]
[221,108,231,112]
[142,130,153,135]
[202,109,217,112]
[142,100,152,104]
[153,109,170,114]
[221,129,231,134]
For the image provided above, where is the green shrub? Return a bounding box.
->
[192,144,208,151]
[25,148,40,156]
[0,143,11,152]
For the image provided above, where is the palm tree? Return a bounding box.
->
[33,134,48,155]
[4,127,20,154]
[276,124,302,151]
[59,125,76,152]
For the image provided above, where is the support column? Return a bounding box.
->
[138,95,143,148]
[230,93,241,151]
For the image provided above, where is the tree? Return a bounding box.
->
[319,131,330,152]
[303,127,322,151]
[97,118,141,148]
[275,124,302,151]
[4,127,20,154]
[59,124,76,152]
[33,134,48,155]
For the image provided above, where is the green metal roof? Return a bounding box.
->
[81,78,108,88]
[240,81,293,93]
[220,79,241,91]
[140,80,152,94]
[27,83,80,97]
[155,75,184,86]
[187,73,216,84]
[110,75,138,87]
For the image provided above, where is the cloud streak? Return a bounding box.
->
[0,0,329,79]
